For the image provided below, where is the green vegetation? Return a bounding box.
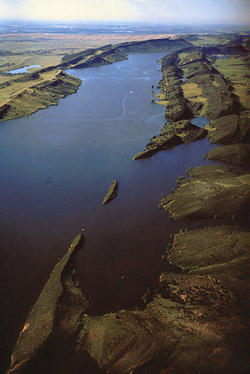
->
[0,70,82,122]
[184,34,234,47]
[135,34,250,162]
[60,47,128,69]
[213,55,250,109]
[178,50,203,65]
[0,36,193,124]
[180,55,235,119]
[158,53,190,121]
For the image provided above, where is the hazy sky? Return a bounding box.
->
[0,0,249,25]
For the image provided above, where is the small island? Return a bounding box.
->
[102,180,118,204]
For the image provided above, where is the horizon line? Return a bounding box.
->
[0,19,250,27]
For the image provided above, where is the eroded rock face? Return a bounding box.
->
[206,143,250,166]
[0,71,82,122]
[160,165,250,220]
[133,120,207,160]
[76,307,177,374]
[208,114,239,144]
[156,226,250,373]
[133,134,183,160]
[6,226,250,374]
[7,234,89,374]
[207,112,250,145]
[168,226,250,293]
[160,120,207,143]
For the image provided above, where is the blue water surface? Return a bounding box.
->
[8,64,41,74]
[0,52,217,371]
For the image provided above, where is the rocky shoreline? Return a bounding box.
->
[0,70,82,122]
[7,222,250,374]
[160,164,250,220]
[0,37,192,123]
[5,34,250,373]
[133,39,250,164]
[133,119,207,159]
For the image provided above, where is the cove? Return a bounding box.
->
[0,52,217,372]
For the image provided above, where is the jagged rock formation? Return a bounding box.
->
[133,120,207,160]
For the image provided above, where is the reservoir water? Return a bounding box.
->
[0,52,216,371]
[8,64,41,74]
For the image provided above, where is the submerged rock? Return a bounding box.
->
[102,180,118,204]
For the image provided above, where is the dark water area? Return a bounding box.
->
[0,53,218,372]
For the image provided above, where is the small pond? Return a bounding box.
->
[8,64,41,74]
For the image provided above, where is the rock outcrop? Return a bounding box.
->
[7,234,88,374]
[133,120,207,160]
[206,143,250,165]
[102,180,118,204]
[6,226,250,374]
[207,114,239,144]
[0,71,82,122]
[160,165,250,220]
[133,44,241,161]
